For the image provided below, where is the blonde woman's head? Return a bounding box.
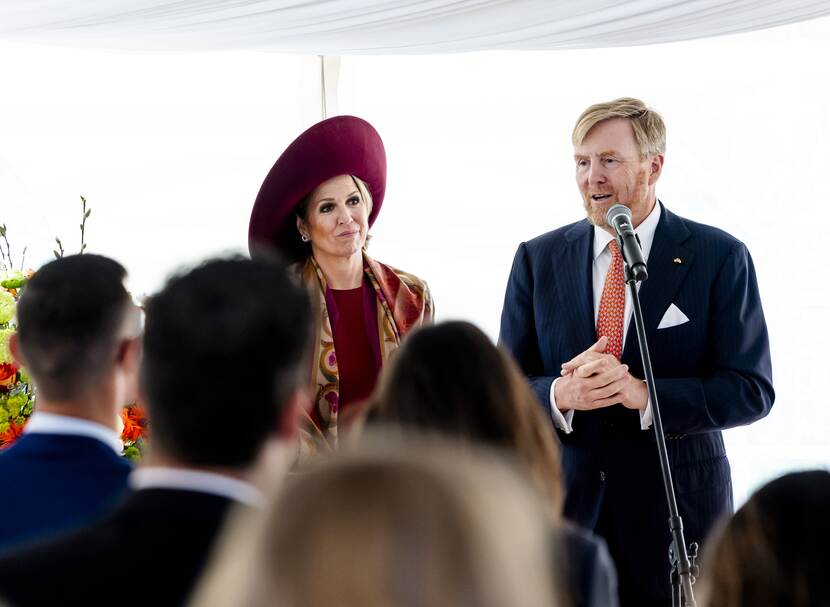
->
[191,436,561,607]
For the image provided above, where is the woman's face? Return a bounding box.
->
[297,174,369,261]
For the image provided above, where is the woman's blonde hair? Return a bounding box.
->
[572,97,666,157]
[190,436,560,607]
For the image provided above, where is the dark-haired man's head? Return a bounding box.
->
[140,256,312,471]
[10,254,141,429]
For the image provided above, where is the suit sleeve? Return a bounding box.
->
[656,242,774,434]
[499,242,559,418]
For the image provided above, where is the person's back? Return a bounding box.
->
[0,254,140,550]
[0,429,131,551]
[0,256,312,606]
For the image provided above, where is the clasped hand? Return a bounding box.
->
[554,336,648,412]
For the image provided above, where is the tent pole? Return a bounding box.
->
[320,55,341,119]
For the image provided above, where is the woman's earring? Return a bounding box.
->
[301,233,310,242]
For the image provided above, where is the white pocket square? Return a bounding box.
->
[657,303,690,329]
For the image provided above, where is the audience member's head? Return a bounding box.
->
[140,255,311,469]
[369,320,564,517]
[191,435,560,607]
[700,469,830,607]
[11,254,140,421]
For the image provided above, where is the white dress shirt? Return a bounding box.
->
[130,467,264,507]
[23,411,123,454]
[550,202,662,433]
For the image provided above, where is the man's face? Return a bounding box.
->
[574,117,663,230]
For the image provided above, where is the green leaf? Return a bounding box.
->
[0,293,15,325]
[122,445,141,461]
[85,209,91,218]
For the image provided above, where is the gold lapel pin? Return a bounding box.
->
[673,257,682,264]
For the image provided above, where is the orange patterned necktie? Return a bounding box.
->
[596,240,626,359]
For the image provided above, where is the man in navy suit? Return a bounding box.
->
[0,254,140,551]
[0,256,313,607]
[500,97,774,606]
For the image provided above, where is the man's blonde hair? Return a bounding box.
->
[572,97,666,157]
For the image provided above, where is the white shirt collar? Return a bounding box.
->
[23,411,123,454]
[129,467,264,508]
[593,200,662,261]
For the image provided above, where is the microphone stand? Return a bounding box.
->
[619,234,699,607]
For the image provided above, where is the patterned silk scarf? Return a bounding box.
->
[297,251,433,454]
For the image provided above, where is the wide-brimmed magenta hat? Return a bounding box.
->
[248,115,386,260]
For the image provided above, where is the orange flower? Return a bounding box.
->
[120,405,148,443]
[0,363,17,388]
[0,420,25,449]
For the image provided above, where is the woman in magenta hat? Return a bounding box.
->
[249,116,433,452]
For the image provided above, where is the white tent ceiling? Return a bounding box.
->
[2,0,830,53]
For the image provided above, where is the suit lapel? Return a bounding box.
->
[623,204,694,358]
[555,221,596,352]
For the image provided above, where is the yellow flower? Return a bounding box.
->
[0,329,14,364]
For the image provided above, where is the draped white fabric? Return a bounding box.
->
[2,0,830,53]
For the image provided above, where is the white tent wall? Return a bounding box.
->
[1,16,829,502]
[338,20,830,503]
[0,46,322,292]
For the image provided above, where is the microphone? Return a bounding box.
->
[606,204,648,282]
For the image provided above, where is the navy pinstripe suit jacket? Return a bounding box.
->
[500,203,774,603]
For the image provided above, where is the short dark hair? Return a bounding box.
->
[16,254,132,400]
[370,321,564,517]
[141,255,312,468]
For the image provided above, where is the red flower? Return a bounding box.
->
[0,420,25,449]
[0,363,17,388]
[120,404,148,443]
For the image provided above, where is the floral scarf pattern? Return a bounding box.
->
[297,251,433,454]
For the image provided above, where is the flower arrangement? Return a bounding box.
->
[120,403,148,461]
[0,199,149,457]
[0,227,35,449]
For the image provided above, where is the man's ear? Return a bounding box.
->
[115,336,143,405]
[276,387,312,440]
[116,336,142,368]
[648,154,664,185]
[8,332,25,368]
